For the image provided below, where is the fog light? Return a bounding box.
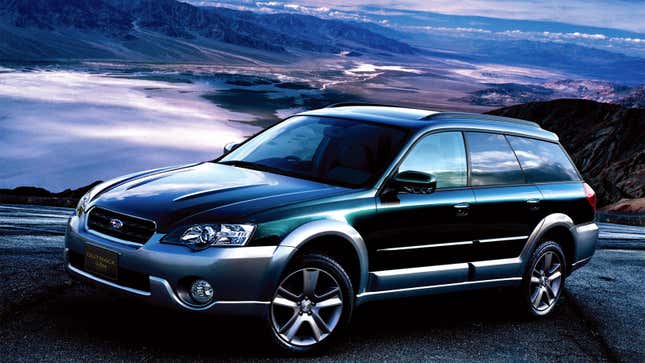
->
[190,279,214,304]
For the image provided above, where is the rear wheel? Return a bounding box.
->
[268,254,354,354]
[522,241,566,317]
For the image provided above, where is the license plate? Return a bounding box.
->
[84,244,118,281]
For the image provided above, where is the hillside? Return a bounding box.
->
[488,99,644,206]
[0,0,414,62]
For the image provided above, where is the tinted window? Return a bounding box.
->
[220,116,408,188]
[466,132,525,186]
[235,120,326,162]
[507,136,579,182]
[399,132,467,188]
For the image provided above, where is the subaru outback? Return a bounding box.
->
[65,104,598,353]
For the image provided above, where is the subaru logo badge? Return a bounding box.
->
[110,218,124,230]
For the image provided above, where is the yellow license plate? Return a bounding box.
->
[84,244,118,281]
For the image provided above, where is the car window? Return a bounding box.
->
[465,132,525,186]
[220,116,409,188]
[399,132,467,188]
[506,136,579,182]
[241,121,326,162]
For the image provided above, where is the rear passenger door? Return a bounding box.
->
[465,132,543,261]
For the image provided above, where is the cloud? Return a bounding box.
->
[412,26,492,34]
[611,37,644,44]
[407,25,644,55]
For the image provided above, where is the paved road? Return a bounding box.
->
[0,204,643,362]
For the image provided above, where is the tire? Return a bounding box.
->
[521,241,567,317]
[267,254,354,355]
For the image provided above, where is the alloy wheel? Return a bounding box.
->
[529,250,563,312]
[270,267,344,347]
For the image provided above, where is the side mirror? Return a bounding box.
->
[393,171,437,194]
[223,142,240,154]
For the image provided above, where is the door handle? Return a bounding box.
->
[526,199,541,211]
[454,203,470,217]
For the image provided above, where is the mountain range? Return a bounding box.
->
[195,1,645,83]
[0,0,414,62]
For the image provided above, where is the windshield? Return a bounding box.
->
[219,116,409,188]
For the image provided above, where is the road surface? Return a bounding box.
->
[0,204,643,362]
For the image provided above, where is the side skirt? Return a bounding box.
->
[356,277,521,304]
[357,258,524,305]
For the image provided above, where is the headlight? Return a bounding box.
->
[76,192,92,216]
[162,224,255,250]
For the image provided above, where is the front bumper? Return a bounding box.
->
[64,215,293,316]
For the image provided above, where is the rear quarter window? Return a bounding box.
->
[506,136,580,183]
[465,132,525,186]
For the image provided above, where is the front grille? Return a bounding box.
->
[87,207,156,244]
[68,251,150,292]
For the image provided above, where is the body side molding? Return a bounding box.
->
[377,235,528,252]
[357,277,522,303]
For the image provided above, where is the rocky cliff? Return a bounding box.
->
[488,99,644,206]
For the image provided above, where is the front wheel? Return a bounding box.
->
[522,241,566,317]
[268,254,354,354]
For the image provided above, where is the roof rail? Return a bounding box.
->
[325,102,409,109]
[424,112,541,128]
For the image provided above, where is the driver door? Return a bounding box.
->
[368,131,476,281]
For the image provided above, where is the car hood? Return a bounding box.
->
[91,162,350,232]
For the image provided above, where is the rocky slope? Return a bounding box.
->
[462,80,645,108]
[618,86,645,109]
[601,198,645,214]
[0,0,414,61]
[488,99,644,206]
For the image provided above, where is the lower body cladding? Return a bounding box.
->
[64,216,293,317]
[360,261,523,303]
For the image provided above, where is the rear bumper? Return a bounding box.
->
[64,215,293,316]
[570,222,599,271]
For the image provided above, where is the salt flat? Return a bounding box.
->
[0,69,260,191]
